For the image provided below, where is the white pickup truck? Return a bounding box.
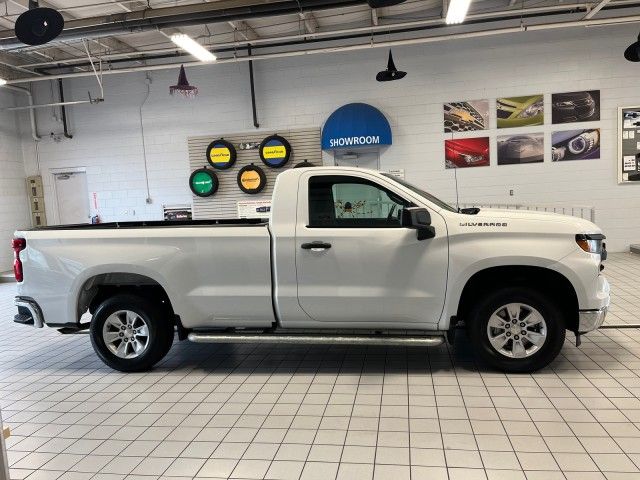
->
[13,167,609,373]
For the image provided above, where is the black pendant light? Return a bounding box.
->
[15,0,64,46]
[376,50,407,82]
[170,65,198,97]
[625,33,640,62]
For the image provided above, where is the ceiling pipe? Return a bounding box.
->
[0,0,367,50]
[2,12,640,85]
[30,4,630,75]
[2,84,41,141]
[10,0,640,73]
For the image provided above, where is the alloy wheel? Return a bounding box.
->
[486,302,547,358]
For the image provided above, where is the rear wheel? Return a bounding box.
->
[90,294,174,372]
[467,287,566,373]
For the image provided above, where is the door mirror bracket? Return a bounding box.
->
[401,207,436,240]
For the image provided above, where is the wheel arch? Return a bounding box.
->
[78,272,177,327]
[456,265,579,332]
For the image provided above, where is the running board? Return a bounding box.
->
[187,332,445,346]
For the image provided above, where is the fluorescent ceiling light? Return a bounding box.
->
[0,78,7,86]
[446,0,472,24]
[170,34,216,62]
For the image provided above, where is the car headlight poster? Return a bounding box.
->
[619,106,640,183]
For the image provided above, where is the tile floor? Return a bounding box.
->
[1,253,640,480]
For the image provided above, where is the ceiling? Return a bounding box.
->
[0,0,639,83]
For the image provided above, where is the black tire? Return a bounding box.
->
[90,294,174,372]
[467,287,566,373]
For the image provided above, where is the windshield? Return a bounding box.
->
[382,174,458,212]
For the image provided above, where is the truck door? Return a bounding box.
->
[295,173,448,328]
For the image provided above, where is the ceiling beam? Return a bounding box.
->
[298,12,319,33]
[583,0,613,18]
[228,20,260,41]
[371,8,379,25]
[7,11,640,85]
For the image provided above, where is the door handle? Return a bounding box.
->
[301,241,332,251]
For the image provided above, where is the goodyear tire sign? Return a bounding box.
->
[260,134,291,168]
[206,139,237,170]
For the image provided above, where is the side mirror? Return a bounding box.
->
[401,207,436,240]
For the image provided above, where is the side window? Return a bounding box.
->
[308,175,410,227]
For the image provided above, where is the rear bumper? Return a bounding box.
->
[14,297,44,328]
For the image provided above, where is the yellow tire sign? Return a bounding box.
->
[206,139,237,170]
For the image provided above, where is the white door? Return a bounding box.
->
[54,172,90,225]
[295,173,449,328]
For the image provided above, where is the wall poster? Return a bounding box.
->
[618,106,640,183]
[552,129,600,162]
[497,134,544,165]
[445,137,490,169]
[497,95,543,129]
[443,100,489,132]
[551,90,600,124]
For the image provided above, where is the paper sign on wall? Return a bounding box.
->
[237,200,272,219]
[383,169,405,179]
[624,156,637,171]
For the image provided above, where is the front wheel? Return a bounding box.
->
[467,287,566,373]
[90,294,174,372]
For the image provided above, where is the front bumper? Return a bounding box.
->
[14,297,44,328]
[578,306,607,333]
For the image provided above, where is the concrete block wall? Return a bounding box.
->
[18,24,640,251]
[0,89,31,271]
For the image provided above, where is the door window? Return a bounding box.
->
[308,175,410,227]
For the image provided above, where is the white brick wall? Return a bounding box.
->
[0,90,31,271]
[17,24,640,251]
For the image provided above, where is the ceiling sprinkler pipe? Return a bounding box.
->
[3,84,40,141]
[0,0,368,49]
[3,12,640,85]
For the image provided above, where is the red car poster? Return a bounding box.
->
[445,137,490,168]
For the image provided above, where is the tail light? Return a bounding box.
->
[12,238,26,282]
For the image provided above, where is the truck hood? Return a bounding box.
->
[458,208,601,235]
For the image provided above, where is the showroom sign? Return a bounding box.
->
[321,103,392,150]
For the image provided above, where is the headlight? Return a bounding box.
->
[460,153,484,164]
[568,130,599,155]
[518,100,543,118]
[576,234,605,254]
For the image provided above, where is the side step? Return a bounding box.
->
[187,331,445,346]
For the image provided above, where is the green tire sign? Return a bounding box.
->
[189,168,219,197]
